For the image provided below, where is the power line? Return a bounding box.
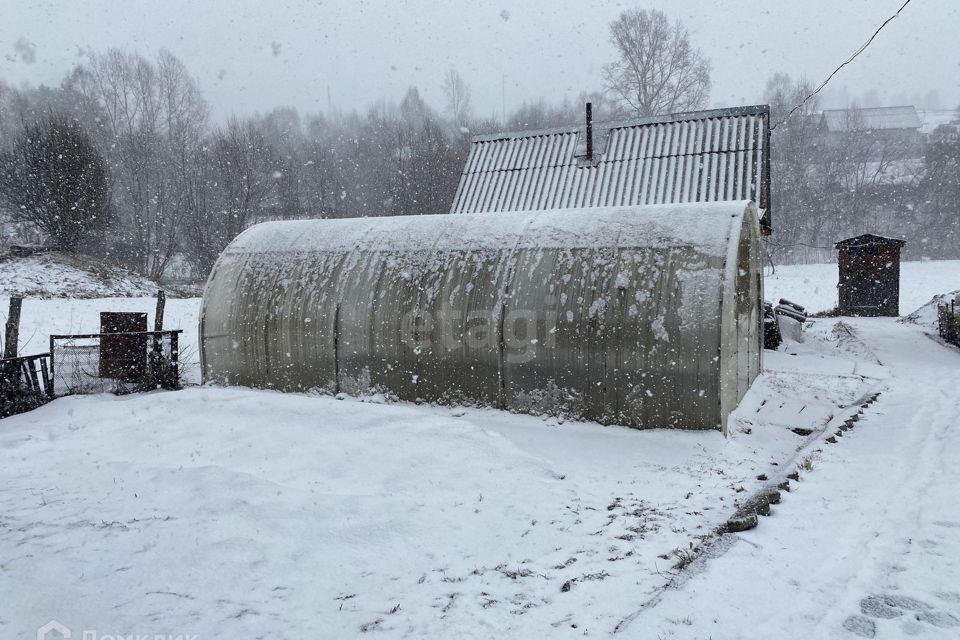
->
[771,0,914,130]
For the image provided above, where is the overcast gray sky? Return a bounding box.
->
[1,0,958,121]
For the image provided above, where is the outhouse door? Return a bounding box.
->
[847,253,890,316]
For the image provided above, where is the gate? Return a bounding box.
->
[0,352,53,418]
[49,330,182,396]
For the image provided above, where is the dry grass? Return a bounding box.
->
[671,543,700,570]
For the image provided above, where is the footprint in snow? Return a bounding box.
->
[854,594,960,632]
[842,615,876,638]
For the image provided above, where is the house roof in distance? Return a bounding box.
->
[821,106,921,132]
[450,104,771,233]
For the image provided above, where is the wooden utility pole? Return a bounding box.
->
[154,289,166,331]
[4,297,23,359]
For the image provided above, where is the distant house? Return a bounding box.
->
[450,105,772,234]
[917,108,960,136]
[821,105,922,133]
[818,105,924,160]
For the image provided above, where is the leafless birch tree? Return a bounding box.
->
[602,9,711,117]
[442,69,472,128]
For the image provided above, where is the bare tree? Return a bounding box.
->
[190,119,278,273]
[257,107,306,220]
[602,9,711,117]
[820,103,921,241]
[920,124,960,254]
[764,74,828,263]
[0,80,15,150]
[506,99,569,131]
[0,115,111,251]
[442,69,472,128]
[67,48,209,278]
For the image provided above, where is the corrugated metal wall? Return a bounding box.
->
[201,202,762,430]
[450,106,770,232]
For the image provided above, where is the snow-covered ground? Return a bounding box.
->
[0,252,162,298]
[644,318,960,639]
[0,339,878,638]
[765,259,960,314]
[1,260,958,638]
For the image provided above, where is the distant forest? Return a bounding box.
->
[1,11,958,280]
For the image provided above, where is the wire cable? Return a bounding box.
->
[771,0,914,130]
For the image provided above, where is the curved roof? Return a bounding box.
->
[201,201,761,430]
[223,201,749,257]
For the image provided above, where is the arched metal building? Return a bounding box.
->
[200,201,762,431]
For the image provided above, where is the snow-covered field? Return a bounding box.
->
[1,260,959,639]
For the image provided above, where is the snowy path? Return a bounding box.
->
[642,318,960,639]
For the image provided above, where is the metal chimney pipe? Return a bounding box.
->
[585,102,593,161]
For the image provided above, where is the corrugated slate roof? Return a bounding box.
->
[450,105,771,232]
[821,105,921,132]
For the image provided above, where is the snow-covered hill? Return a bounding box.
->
[902,289,960,333]
[0,251,163,298]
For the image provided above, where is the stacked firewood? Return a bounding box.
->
[763,302,781,350]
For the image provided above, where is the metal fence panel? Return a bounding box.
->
[50,331,182,396]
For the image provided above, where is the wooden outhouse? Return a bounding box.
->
[835,234,906,317]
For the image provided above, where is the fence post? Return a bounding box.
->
[4,296,22,360]
[48,335,55,398]
[171,331,180,388]
[152,290,166,356]
[154,289,166,331]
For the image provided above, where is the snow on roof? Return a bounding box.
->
[450,106,770,228]
[917,108,960,135]
[821,106,921,132]
[835,234,906,248]
[224,201,756,260]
